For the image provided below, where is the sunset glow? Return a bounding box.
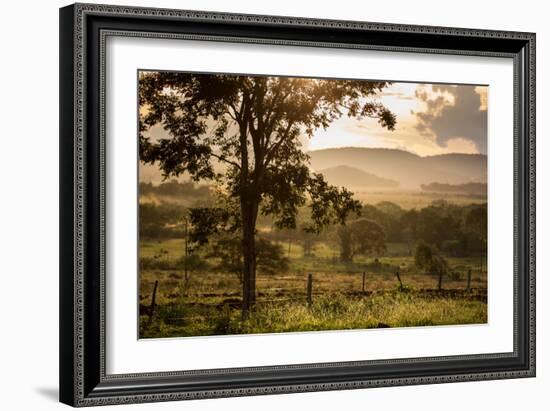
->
[307,82,487,156]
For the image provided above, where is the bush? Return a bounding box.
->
[364,258,399,274]
[140,256,177,270]
[414,243,433,267]
[415,243,449,276]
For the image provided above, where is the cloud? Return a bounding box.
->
[414,85,488,154]
[379,91,415,100]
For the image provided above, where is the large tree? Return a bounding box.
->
[139,72,396,316]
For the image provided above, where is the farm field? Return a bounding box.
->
[139,239,487,338]
[352,189,486,210]
[139,186,487,211]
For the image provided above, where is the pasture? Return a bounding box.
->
[139,239,487,338]
[351,189,487,210]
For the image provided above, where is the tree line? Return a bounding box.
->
[140,194,487,265]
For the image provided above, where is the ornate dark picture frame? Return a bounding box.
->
[59,3,535,407]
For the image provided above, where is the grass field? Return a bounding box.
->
[322,189,486,210]
[140,188,486,211]
[139,239,487,338]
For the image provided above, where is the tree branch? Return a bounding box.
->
[208,152,241,170]
[263,120,295,167]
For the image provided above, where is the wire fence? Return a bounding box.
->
[141,269,488,326]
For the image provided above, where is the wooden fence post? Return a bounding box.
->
[147,280,158,326]
[362,272,366,293]
[466,269,472,292]
[395,270,404,291]
[437,268,443,291]
[307,274,313,306]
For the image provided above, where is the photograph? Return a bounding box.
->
[137,71,488,338]
[55,2,536,407]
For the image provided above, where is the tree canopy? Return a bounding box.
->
[138,72,397,314]
[139,72,395,232]
[337,218,387,262]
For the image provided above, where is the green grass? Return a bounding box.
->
[140,238,187,258]
[352,190,486,210]
[140,292,487,338]
[139,238,487,339]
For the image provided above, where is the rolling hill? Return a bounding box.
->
[308,147,487,188]
[318,165,399,188]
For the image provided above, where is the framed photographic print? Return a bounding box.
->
[59,3,536,407]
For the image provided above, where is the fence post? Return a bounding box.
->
[362,272,366,293]
[147,280,159,326]
[307,274,313,306]
[438,268,443,291]
[395,270,404,291]
[466,269,472,292]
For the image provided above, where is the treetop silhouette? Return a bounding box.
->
[139,72,396,316]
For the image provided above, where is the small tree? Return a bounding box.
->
[414,242,433,268]
[414,243,449,290]
[209,235,289,284]
[298,223,319,257]
[139,202,187,239]
[337,219,386,262]
[176,254,209,292]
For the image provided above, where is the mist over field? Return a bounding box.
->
[141,147,488,188]
[140,147,487,211]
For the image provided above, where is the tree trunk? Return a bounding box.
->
[241,198,259,318]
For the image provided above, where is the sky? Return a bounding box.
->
[306,82,488,156]
[139,78,488,183]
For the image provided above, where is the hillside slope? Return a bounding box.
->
[308,147,486,188]
[318,165,399,188]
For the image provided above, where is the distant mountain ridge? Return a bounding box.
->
[318,165,399,189]
[308,147,486,188]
